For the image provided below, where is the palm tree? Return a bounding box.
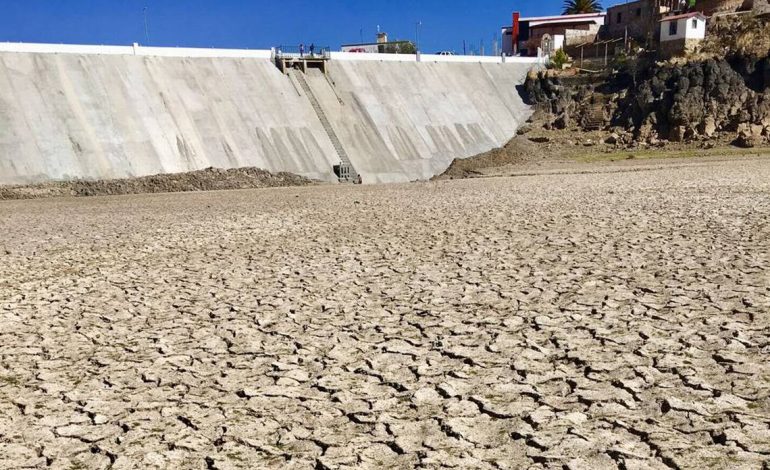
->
[562,0,602,14]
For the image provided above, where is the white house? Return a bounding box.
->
[659,12,707,57]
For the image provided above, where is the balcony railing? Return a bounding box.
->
[276,45,331,59]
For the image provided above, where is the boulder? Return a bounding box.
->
[734,124,760,148]
[669,126,687,142]
[700,116,717,137]
[554,112,570,130]
[637,123,655,141]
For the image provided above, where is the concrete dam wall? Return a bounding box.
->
[0,47,536,185]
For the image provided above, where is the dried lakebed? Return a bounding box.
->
[1,157,769,469]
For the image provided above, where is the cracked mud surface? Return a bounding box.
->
[1,157,769,469]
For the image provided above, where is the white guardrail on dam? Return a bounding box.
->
[0,42,543,64]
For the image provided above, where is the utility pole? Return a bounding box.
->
[625,26,629,53]
[143,6,150,45]
[415,21,422,52]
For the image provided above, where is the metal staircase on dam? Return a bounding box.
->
[289,69,359,183]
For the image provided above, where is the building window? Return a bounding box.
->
[692,19,698,29]
[636,8,642,16]
[617,12,622,23]
[669,21,678,36]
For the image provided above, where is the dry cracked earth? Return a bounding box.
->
[1,156,769,470]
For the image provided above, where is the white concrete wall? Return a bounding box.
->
[0,42,134,55]
[0,42,542,64]
[660,18,706,42]
[565,24,601,46]
[0,53,338,184]
[0,46,535,185]
[331,51,543,64]
[0,42,273,59]
[554,35,565,51]
[307,61,533,183]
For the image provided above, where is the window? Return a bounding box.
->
[617,12,622,23]
[669,20,678,36]
[692,19,698,29]
[636,8,642,16]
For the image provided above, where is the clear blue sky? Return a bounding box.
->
[0,0,573,54]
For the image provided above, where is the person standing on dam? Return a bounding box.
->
[309,43,315,57]
[299,43,305,57]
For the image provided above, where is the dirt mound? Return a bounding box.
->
[434,137,539,179]
[0,167,312,200]
[434,128,614,180]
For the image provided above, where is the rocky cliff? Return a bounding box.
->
[523,14,770,148]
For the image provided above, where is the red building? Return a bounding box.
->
[502,12,606,56]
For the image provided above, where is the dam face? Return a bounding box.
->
[0,47,536,185]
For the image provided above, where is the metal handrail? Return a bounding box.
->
[276,45,331,59]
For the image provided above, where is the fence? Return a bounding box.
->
[276,45,331,59]
[565,38,626,70]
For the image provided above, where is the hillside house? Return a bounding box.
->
[659,12,707,57]
[502,12,605,56]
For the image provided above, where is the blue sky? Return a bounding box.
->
[0,0,573,53]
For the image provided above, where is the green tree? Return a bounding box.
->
[379,42,417,55]
[551,49,570,69]
[562,0,602,14]
[398,42,417,54]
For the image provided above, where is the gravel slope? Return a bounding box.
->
[0,167,311,200]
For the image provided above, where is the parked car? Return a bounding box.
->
[436,51,455,56]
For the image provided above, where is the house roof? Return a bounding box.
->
[520,12,606,22]
[501,12,606,31]
[529,16,605,28]
[659,12,707,22]
[606,0,646,11]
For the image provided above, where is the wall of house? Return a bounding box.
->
[660,18,706,42]
[525,24,594,55]
[606,0,656,40]
[658,37,703,58]
[564,24,602,46]
[529,23,592,43]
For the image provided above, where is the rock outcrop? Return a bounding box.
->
[620,59,770,143]
[522,14,770,147]
[524,57,770,146]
